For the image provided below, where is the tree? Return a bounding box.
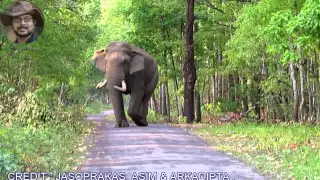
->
[183,0,197,123]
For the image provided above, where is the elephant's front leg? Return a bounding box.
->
[110,90,129,127]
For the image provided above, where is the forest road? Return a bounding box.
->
[79,109,266,180]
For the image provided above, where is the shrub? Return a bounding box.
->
[202,98,240,116]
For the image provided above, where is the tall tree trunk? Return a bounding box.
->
[160,17,169,117]
[58,82,65,105]
[215,73,219,101]
[222,77,225,98]
[168,48,182,116]
[159,83,163,114]
[166,81,171,122]
[289,0,299,123]
[312,49,319,123]
[165,26,182,116]
[239,76,249,113]
[299,47,307,122]
[234,75,238,100]
[307,59,313,123]
[195,90,201,122]
[290,62,299,122]
[183,0,196,123]
[280,93,288,121]
[228,75,233,99]
[162,83,168,115]
[212,75,215,103]
[152,94,159,113]
[217,45,223,99]
[254,86,261,120]
[207,88,211,103]
[149,97,152,110]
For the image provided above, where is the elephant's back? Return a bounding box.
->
[106,41,156,63]
[132,46,155,62]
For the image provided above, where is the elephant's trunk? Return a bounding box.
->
[96,79,108,88]
[113,80,127,92]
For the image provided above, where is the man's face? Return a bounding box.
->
[11,14,35,37]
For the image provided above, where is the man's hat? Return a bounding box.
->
[0,0,44,42]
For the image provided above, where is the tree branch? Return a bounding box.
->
[194,15,237,29]
[198,0,224,13]
[215,22,236,29]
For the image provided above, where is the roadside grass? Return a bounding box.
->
[0,121,93,179]
[84,101,112,114]
[190,120,320,180]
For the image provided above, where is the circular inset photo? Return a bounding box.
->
[0,0,44,44]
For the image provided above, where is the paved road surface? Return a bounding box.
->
[80,110,266,180]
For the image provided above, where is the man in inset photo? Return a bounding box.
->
[0,0,44,44]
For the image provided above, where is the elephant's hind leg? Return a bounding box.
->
[140,100,150,126]
[129,100,148,126]
[128,107,143,125]
[127,94,149,126]
[140,71,159,126]
[133,92,153,126]
[134,72,159,126]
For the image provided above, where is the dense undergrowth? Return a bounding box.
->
[0,92,94,178]
[193,122,320,180]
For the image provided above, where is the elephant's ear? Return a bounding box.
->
[129,53,145,74]
[95,57,106,72]
[92,49,107,72]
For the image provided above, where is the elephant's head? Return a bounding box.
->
[91,41,145,91]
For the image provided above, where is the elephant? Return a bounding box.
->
[91,41,159,128]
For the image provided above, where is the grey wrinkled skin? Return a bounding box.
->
[91,41,159,128]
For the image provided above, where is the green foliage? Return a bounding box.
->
[0,0,100,168]
[146,110,158,123]
[291,0,320,41]
[202,98,239,116]
[0,121,92,175]
[0,148,21,173]
[202,103,222,116]
[15,92,54,126]
[0,83,19,122]
[85,101,113,114]
[195,122,320,179]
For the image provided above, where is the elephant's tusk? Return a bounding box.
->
[96,79,108,89]
[113,80,127,92]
